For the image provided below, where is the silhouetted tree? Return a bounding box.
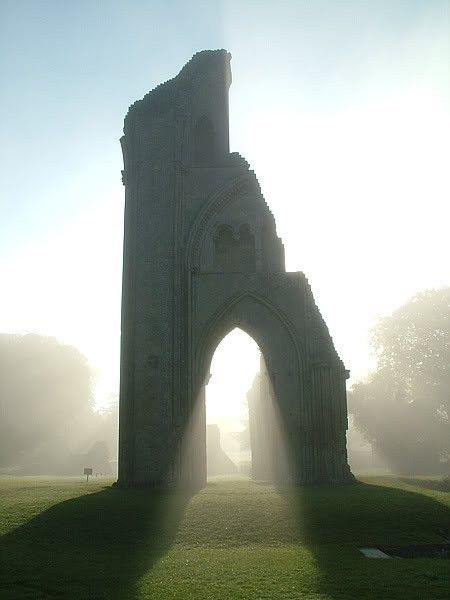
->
[0,334,98,471]
[349,288,449,474]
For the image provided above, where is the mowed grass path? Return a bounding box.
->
[0,475,449,599]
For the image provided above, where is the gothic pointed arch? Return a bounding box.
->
[195,290,306,381]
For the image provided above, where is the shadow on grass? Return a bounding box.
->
[0,485,191,600]
[1,478,449,600]
[281,479,450,600]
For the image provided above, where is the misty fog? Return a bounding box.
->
[0,334,117,476]
[1,287,449,479]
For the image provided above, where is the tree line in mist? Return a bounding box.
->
[0,287,448,477]
[348,287,449,475]
[0,335,117,475]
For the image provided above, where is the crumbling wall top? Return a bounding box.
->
[123,49,231,134]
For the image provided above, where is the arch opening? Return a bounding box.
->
[205,328,259,478]
[187,326,292,483]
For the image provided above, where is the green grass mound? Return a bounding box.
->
[0,475,449,599]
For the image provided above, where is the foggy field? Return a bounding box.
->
[1,476,449,599]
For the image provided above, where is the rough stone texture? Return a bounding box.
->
[118,49,354,488]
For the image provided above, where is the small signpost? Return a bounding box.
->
[83,467,93,482]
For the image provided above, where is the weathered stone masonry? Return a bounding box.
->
[118,50,353,488]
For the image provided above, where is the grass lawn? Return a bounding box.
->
[0,474,449,599]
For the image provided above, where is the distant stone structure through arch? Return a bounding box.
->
[118,50,353,488]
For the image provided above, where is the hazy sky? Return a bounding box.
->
[1,1,449,422]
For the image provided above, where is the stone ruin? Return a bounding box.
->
[206,424,238,477]
[118,50,353,488]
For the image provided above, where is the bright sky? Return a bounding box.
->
[1,1,449,419]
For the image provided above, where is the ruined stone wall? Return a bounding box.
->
[119,50,353,488]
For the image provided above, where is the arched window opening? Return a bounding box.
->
[194,116,215,164]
